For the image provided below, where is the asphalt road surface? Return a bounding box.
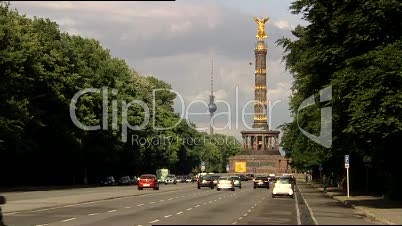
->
[3,181,380,225]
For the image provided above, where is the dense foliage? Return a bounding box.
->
[0,2,241,186]
[278,0,402,199]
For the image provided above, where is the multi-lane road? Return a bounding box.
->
[2,181,380,225]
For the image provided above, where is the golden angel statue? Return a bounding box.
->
[253,17,269,40]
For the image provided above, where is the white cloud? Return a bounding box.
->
[272,20,290,29]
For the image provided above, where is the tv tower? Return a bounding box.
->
[208,59,217,135]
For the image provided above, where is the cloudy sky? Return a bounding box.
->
[11,1,307,140]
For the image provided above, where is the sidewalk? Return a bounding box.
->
[307,181,402,225]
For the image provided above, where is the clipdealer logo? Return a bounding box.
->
[296,86,332,148]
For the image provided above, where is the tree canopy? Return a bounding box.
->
[278,0,402,200]
[0,2,241,186]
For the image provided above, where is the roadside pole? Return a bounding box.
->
[346,167,349,197]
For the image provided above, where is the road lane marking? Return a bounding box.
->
[248,209,252,212]
[149,201,155,204]
[108,210,117,213]
[243,214,248,217]
[203,202,207,205]
[164,215,172,218]
[61,218,76,222]
[177,211,183,215]
[175,196,179,198]
[88,213,99,216]
[195,204,200,208]
[208,201,213,203]
[238,217,243,220]
[149,220,159,223]
[232,222,237,225]
[160,199,165,202]
[295,191,301,225]
[219,197,222,199]
[186,208,192,211]
[35,224,48,226]
[181,196,185,198]
[137,203,144,206]
[297,185,318,225]
[168,198,174,200]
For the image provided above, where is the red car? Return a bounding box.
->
[138,174,159,190]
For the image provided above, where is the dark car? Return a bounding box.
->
[118,176,132,185]
[130,176,139,185]
[138,174,159,190]
[238,174,248,181]
[254,175,270,189]
[246,173,254,180]
[210,175,221,186]
[197,175,214,189]
[99,176,116,186]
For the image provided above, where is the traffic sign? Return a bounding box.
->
[345,155,350,168]
[201,165,206,172]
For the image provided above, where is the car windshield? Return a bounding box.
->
[201,176,211,180]
[219,177,231,180]
[230,176,240,180]
[255,176,266,180]
[277,179,291,184]
[140,175,155,179]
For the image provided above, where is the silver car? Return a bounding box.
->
[164,174,177,184]
[230,176,242,189]
[217,176,235,191]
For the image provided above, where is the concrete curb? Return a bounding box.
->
[306,182,397,225]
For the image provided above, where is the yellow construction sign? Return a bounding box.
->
[235,162,247,173]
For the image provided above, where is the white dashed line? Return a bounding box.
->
[124,206,131,209]
[164,215,172,218]
[137,203,144,206]
[35,224,48,226]
[232,222,237,225]
[168,198,174,200]
[195,204,200,208]
[88,213,99,216]
[149,201,155,204]
[203,202,207,205]
[177,211,183,215]
[160,200,165,202]
[107,210,117,213]
[248,209,252,212]
[181,196,185,198]
[219,197,222,200]
[149,219,159,224]
[298,186,318,225]
[175,196,179,198]
[238,217,243,220]
[61,218,76,222]
[243,213,248,217]
[186,208,193,211]
[295,191,301,225]
[208,201,213,203]
[214,199,217,202]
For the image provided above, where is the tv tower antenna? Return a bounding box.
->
[208,59,217,135]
